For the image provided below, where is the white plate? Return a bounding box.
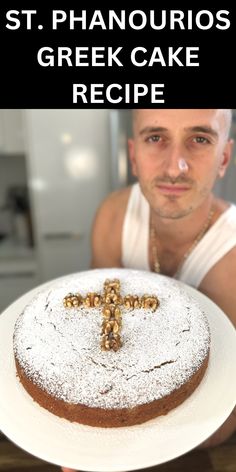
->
[0,278,236,471]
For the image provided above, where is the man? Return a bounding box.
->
[61,109,236,472]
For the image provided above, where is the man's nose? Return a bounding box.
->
[163,145,187,178]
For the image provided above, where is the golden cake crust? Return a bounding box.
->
[15,355,209,427]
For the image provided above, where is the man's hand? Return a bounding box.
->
[61,468,77,472]
[199,406,236,448]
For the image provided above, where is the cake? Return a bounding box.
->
[13,268,210,427]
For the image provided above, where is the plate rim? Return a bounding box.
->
[0,270,236,471]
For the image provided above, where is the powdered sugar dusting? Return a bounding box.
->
[13,269,210,409]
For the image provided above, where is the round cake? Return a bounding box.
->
[13,268,210,427]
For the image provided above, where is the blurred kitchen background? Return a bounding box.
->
[0,109,236,313]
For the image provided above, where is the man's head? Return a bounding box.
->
[128,109,233,219]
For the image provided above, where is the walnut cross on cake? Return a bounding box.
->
[63,278,159,352]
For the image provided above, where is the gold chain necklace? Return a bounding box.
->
[150,208,214,276]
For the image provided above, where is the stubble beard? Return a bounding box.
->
[151,204,195,220]
[142,175,209,220]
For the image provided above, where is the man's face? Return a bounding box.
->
[129,109,233,219]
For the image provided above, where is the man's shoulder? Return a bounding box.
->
[200,244,236,287]
[214,197,236,221]
[95,186,132,222]
[102,186,132,208]
[200,245,236,327]
[91,186,133,268]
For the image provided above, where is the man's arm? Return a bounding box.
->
[199,246,236,328]
[199,406,236,448]
[199,247,236,447]
[90,187,131,269]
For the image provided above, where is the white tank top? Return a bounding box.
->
[122,183,236,288]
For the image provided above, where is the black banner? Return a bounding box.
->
[0,4,235,107]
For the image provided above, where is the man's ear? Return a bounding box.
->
[218,139,234,178]
[128,138,138,176]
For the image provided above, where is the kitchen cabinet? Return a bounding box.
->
[37,237,90,281]
[0,110,25,154]
[0,270,39,313]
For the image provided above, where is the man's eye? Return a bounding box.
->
[193,136,209,144]
[147,135,161,143]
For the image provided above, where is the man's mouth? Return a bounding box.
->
[156,183,191,195]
